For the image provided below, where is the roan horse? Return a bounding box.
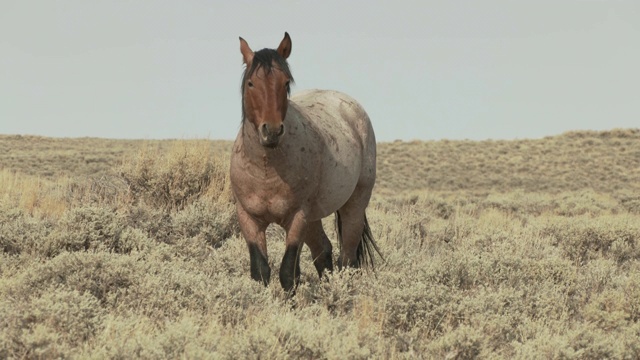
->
[230,32,381,291]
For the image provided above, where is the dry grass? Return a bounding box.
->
[0,134,232,179]
[1,129,639,358]
[377,128,640,196]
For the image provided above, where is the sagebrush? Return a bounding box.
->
[1,130,639,359]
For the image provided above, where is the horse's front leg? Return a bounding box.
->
[280,212,307,292]
[237,204,270,286]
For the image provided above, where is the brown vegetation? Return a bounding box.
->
[1,129,639,358]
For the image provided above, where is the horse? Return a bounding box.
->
[230,32,382,291]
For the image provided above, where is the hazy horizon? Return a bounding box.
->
[1,1,639,141]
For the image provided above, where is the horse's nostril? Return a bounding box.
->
[277,124,285,136]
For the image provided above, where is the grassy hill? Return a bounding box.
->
[376,128,640,195]
[2,128,639,194]
[1,129,639,358]
[0,135,232,179]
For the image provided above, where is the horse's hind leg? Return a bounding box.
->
[336,184,375,269]
[303,220,333,277]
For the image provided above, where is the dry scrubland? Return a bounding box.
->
[1,129,640,359]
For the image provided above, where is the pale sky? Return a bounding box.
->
[1,1,638,141]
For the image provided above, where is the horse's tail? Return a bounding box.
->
[335,211,384,269]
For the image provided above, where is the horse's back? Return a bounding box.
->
[291,89,375,158]
[292,90,373,138]
[289,90,376,213]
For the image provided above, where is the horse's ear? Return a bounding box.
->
[277,32,292,59]
[239,36,254,64]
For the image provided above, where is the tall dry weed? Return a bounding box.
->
[0,169,67,218]
[119,140,232,210]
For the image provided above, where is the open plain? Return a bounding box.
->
[1,129,639,358]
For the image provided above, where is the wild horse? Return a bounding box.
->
[230,32,381,291]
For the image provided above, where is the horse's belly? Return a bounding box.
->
[303,156,361,220]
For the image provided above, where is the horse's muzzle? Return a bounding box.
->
[259,123,285,148]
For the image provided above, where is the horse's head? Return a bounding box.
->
[240,32,293,148]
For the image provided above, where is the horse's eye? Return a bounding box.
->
[285,81,290,90]
[247,81,253,88]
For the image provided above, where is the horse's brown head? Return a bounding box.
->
[239,32,293,148]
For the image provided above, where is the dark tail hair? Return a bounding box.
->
[335,211,384,269]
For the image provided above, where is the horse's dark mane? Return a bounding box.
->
[241,48,294,122]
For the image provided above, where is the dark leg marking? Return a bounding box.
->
[248,243,271,286]
[313,243,334,277]
[279,245,302,292]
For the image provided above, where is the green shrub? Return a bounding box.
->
[544,216,640,265]
[172,199,238,247]
[0,203,53,255]
[0,287,105,358]
[49,206,125,255]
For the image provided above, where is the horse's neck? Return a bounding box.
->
[238,112,317,184]
[240,120,262,155]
